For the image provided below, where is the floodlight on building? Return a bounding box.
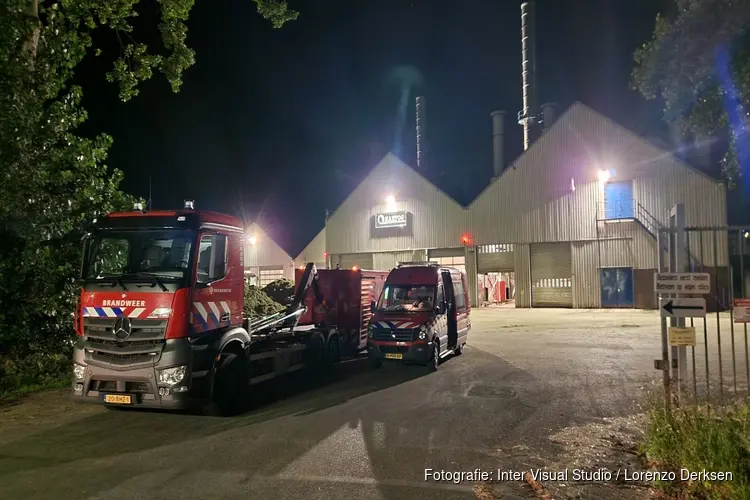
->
[598,169,611,184]
[385,194,396,210]
[248,235,257,245]
[352,265,359,271]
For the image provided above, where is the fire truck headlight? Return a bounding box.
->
[418,325,427,340]
[73,363,86,381]
[158,365,187,386]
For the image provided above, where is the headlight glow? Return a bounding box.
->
[73,363,85,381]
[158,365,187,386]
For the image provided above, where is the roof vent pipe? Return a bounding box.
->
[416,96,426,169]
[491,111,505,179]
[541,103,558,132]
[519,0,539,150]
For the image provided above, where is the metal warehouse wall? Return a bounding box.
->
[468,103,727,248]
[325,153,470,254]
[295,228,326,266]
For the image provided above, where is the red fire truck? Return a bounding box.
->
[71,202,386,416]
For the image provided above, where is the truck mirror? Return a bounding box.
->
[370,300,376,313]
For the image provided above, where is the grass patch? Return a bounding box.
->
[0,353,71,404]
[642,401,750,499]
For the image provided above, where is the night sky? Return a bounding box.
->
[77,0,671,256]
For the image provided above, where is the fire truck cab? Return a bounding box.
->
[366,262,470,371]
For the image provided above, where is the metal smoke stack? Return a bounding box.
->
[491,111,505,178]
[416,96,426,168]
[519,1,538,150]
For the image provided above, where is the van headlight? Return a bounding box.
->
[418,325,427,340]
[73,363,86,381]
[158,365,187,386]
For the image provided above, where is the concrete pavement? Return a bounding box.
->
[0,308,665,500]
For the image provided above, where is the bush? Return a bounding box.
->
[642,402,750,498]
[0,353,71,401]
[245,281,285,319]
[262,278,295,306]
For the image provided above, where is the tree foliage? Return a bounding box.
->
[0,0,296,379]
[262,278,295,306]
[631,0,750,186]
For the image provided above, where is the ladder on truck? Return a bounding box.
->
[245,262,323,340]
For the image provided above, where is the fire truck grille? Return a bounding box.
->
[373,329,414,342]
[83,317,167,366]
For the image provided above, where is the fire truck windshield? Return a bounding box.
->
[84,229,196,282]
[377,285,436,312]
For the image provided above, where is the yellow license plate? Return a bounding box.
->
[104,394,132,405]
[385,353,403,360]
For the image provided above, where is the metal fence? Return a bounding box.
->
[656,210,750,409]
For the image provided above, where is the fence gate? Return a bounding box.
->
[655,204,750,408]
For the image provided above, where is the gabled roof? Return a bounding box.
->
[245,222,294,267]
[325,152,467,220]
[468,101,721,207]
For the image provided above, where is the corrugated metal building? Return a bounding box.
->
[274,102,728,309]
[295,228,326,269]
[244,223,296,286]
[469,102,727,309]
[324,153,471,272]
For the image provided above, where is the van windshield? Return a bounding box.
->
[377,285,436,312]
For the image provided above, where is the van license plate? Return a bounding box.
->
[385,353,403,360]
[104,394,132,405]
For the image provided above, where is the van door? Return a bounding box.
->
[454,271,470,342]
[441,270,458,349]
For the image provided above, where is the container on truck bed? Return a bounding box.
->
[294,267,389,357]
[71,201,386,416]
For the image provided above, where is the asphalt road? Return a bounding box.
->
[0,308,665,500]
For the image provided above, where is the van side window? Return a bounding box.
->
[436,284,444,307]
[453,278,466,309]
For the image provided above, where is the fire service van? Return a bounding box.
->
[366,262,470,371]
[71,201,386,416]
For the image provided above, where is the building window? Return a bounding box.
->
[603,180,634,219]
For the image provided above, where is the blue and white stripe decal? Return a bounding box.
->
[373,320,420,329]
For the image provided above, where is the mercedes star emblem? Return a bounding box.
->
[113,315,132,341]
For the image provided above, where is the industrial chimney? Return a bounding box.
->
[519,0,539,150]
[491,111,505,178]
[416,96,426,168]
[540,102,557,132]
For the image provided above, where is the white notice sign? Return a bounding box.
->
[654,272,711,294]
[660,297,707,318]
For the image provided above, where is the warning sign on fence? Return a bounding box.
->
[735,299,750,324]
[654,272,711,294]
[668,327,697,347]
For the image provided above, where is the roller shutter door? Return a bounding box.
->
[259,266,284,287]
[477,244,515,273]
[337,253,374,270]
[530,242,572,307]
[373,250,426,271]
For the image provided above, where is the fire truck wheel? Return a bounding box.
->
[203,350,247,417]
[427,342,439,372]
[326,334,341,365]
[304,332,325,373]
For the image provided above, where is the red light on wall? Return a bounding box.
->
[352,265,359,271]
[324,252,328,258]
[461,234,472,246]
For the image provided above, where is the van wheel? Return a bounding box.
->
[203,351,246,417]
[427,343,439,372]
[454,343,464,356]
